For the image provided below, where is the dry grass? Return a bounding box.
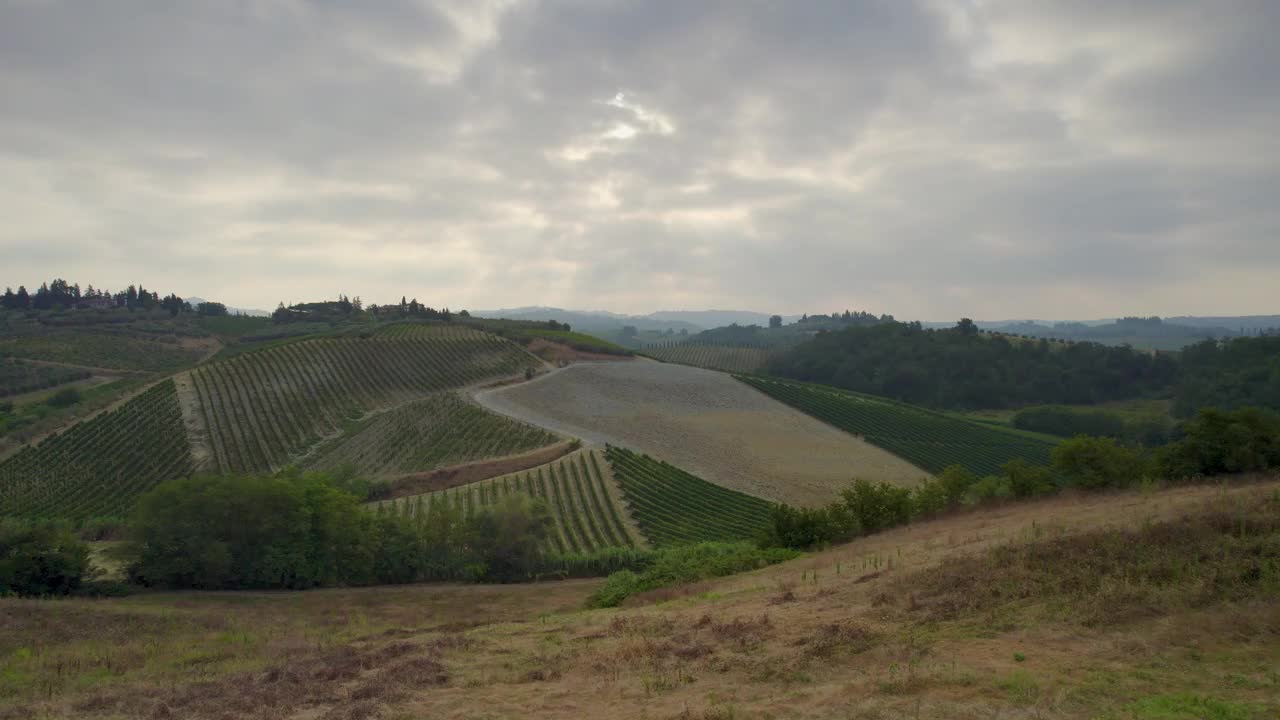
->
[4,477,1278,719]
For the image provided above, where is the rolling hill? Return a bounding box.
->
[0,322,565,520]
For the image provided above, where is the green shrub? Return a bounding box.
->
[759,503,859,549]
[963,475,1013,505]
[586,542,799,608]
[1002,458,1055,497]
[909,476,950,517]
[841,479,914,533]
[589,570,645,608]
[464,494,553,582]
[0,518,91,596]
[1051,435,1148,489]
[937,464,979,505]
[1156,407,1280,479]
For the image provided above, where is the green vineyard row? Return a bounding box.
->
[376,449,642,554]
[0,357,91,398]
[192,325,540,474]
[643,342,780,374]
[736,376,1055,476]
[0,331,207,373]
[604,445,774,547]
[304,392,559,477]
[0,380,193,519]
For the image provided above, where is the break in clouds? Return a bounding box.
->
[1,1,1277,319]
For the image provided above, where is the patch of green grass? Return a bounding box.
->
[1124,693,1261,720]
[997,669,1040,704]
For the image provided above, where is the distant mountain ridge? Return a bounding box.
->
[470,307,806,332]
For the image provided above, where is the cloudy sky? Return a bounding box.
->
[2,1,1277,319]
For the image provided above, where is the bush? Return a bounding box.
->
[963,475,1013,504]
[589,569,644,608]
[1156,407,1280,479]
[0,519,91,596]
[936,464,979,505]
[841,479,914,533]
[464,494,554,582]
[586,542,799,608]
[759,503,859,549]
[1002,458,1055,498]
[1050,436,1148,490]
[909,476,950,517]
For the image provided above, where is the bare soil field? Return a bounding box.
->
[8,478,1276,720]
[474,360,926,506]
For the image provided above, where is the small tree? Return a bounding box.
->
[0,520,91,596]
[1051,436,1147,489]
[465,494,552,582]
[769,314,782,329]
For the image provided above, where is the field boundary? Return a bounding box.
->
[386,439,580,498]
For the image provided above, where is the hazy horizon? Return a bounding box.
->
[3,2,1278,318]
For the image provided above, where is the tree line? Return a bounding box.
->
[767,319,1280,415]
[768,319,1178,409]
[2,277,229,316]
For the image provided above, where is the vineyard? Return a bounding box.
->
[736,376,1056,476]
[643,342,782,374]
[0,357,91,398]
[304,393,559,477]
[190,325,542,474]
[376,449,644,554]
[0,380,193,519]
[0,330,208,372]
[604,446,774,547]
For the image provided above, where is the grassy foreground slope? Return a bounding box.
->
[738,375,1056,475]
[605,446,773,547]
[0,380,192,519]
[379,449,644,554]
[4,479,1275,719]
[190,325,541,474]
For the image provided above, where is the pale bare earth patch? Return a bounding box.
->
[475,360,926,506]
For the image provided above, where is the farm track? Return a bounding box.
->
[474,360,926,506]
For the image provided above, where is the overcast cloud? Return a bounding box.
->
[2,0,1277,319]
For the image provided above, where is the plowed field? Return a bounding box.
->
[474,360,925,506]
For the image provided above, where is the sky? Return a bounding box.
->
[2,1,1277,320]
